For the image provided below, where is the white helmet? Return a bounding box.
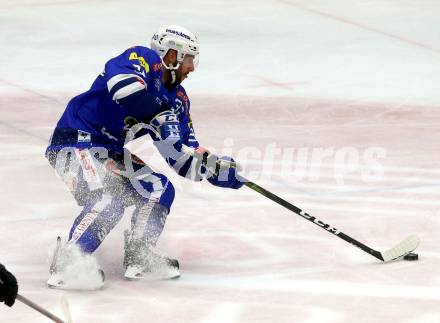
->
[151,25,199,66]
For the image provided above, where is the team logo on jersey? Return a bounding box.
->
[176,90,189,114]
[77,130,91,142]
[153,63,161,72]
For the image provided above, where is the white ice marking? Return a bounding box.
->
[196,303,243,323]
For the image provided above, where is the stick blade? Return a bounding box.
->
[60,295,73,323]
[381,235,420,262]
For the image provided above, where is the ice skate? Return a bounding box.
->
[47,237,105,290]
[123,230,180,280]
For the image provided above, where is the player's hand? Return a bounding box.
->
[193,147,242,172]
[0,264,18,307]
[207,156,244,189]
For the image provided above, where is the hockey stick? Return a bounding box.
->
[60,295,73,323]
[16,294,65,323]
[242,178,420,262]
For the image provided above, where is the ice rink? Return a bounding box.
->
[1,0,440,322]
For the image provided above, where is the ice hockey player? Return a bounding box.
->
[0,264,18,307]
[45,25,244,289]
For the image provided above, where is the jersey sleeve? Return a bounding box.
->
[185,117,199,148]
[154,87,205,181]
[174,87,200,148]
[103,46,163,123]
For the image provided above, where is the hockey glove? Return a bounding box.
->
[0,264,18,307]
[206,156,244,189]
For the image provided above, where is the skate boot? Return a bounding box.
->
[47,237,105,290]
[123,230,180,280]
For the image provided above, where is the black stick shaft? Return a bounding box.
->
[243,180,384,261]
[17,294,65,323]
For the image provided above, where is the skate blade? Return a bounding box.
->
[124,266,180,281]
[47,272,105,291]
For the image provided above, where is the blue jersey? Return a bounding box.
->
[47,46,198,154]
[158,84,199,149]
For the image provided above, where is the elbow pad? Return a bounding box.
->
[107,74,162,123]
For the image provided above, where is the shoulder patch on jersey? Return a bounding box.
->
[129,52,150,73]
[176,90,189,115]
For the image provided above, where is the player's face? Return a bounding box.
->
[176,55,196,83]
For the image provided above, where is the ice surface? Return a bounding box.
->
[1,0,440,322]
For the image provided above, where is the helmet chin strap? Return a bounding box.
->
[161,57,181,84]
